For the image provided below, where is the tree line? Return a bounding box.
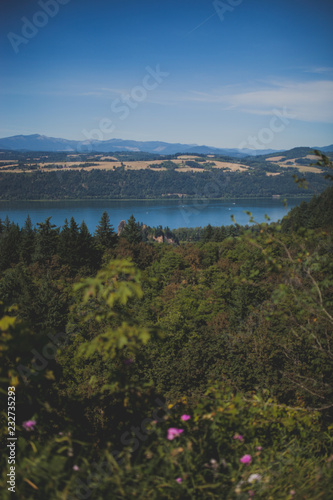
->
[0,168,330,200]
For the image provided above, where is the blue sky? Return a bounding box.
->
[1,0,333,150]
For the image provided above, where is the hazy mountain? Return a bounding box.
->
[0,134,281,157]
[313,144,333,153]
[0,134,79,152]
[262,147,315,160]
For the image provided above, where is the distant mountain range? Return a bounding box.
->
[0,134,332,158]
[0,134,280,157]
[314,144,333,153]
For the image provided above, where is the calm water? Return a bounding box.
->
[0,197,310,232]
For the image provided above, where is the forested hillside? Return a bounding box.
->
[0,168,330,200]
[1,174,332,498]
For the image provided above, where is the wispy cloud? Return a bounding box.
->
[224,80,333,123]
[303,66,333,74]
[168,80,333,123]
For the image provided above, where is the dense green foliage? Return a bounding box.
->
[282,185,333,231]
[0,169,330,201]
[0,175,333,498]
[1,148,331,201]
[263,147,315,161]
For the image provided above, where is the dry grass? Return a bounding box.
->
[212,161,248,171]
[8,152,325,175]
[305,154,321,160]
[0,158,250,173]
[295,165,323,173]
[266,156,286,162]
[266,154,322,174]
[177,155,203,160]
[176,167,206,173]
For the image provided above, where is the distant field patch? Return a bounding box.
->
[212,161,248,171]
[295,165,323,173]
[177,155,202,160]
[266,156,286,162]
[267,155,322,174]
[305,154,321,160]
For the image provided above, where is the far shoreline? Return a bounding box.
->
[0,194,314,203]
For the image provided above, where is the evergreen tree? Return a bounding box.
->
[4,215,11,232]
[58,219,70,265]
[34,217,59,263]
[20,214,35,265]
[94,211,117,249]
[58,217,82,269]
[121,214,142,244]
[69,217,80,262]
[203,224,213,242]
[78,220,97,269]
[0,219,21,271]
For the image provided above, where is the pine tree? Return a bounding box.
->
[94,211,117,249]
[121,215,142,244]
[78,221,97,269]
[34,217,59,263]
[69,217,80,260]
[58,218,70,264]
[58,217,82,269]
[0,219,21,271]
[4,215,11,232]
[21,215,35,265]
[203,224,213,242]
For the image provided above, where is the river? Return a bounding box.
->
[0,197,310,232]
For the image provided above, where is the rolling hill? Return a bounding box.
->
[0,134,280,157]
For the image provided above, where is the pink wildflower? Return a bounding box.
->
[249,490,255,497]
[22,420,36,431]
[180,414,191,421]
[256,446,262,451]
[176,478,182,483]
[233,433,244,441]
[240,454,252,464]
[167,428,184,440]
[73,465,80,471]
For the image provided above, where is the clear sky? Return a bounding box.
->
[1,0,333,150]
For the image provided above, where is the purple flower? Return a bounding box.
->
[123,358,133,365]
[22,420,36,431]
[176,478,182,484]
[233,433,244,441]
[73,465,80,471]
[167,428,184,440]
[180,414,191,421]
[256,446,262,451]
[240,454,252,464]
[249,490,255,497]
